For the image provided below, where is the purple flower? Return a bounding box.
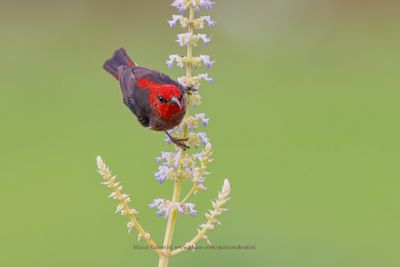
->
[198,73,214,83]
[165,137,172,145]
[197,34,211,45]
[148,198,164,208]
[171,0,185,13]
[154,166,172,184]
[175,203,185,214]
[197,176,205,185]
[165,129,175,144]
[164,205,174,218]
[149,200,197,218]
[177,76,187,87]
[173,150,182,169]
[176,33,193,47]
[171,0,184,6]
[184,33,192,46]
[176,122,184,134]
[185,166,194,174]
[148,199,166,217]
[201,16,216,27]
[197,132,209,145]
[166,54,178,68]
[193,152,204,160]
[199,0,215,9]
[149,199,167,218]
[168,20,176,28]
[168,15,182,28]
[195,113,209,127]
[156,151,170,163]
[199,55,214,69]
[156,150,183,172]
[156,209,163,217]
[185,203,197,216]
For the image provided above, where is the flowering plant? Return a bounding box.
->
[96,1,231,266]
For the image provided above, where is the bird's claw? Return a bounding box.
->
[170,137,190,150]
[165,131,190,150]
[171,137,189,142]
[185,86,198,95]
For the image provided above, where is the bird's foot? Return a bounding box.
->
[165,131,189,150]
[171,137,190,150]
[185,86,198,95]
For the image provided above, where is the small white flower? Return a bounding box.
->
[129,209,138,215]
[191,93,202,108]
[127,221,134,233]
[144,233,151,240]
[115,204,124,214]
[108,192,118,199]
[183,115,199,131]
[222,179,231,196]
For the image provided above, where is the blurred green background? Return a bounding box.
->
[1,0,400,266]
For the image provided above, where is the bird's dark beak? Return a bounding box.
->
[170,97,182,110]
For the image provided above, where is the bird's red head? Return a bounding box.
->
[149,84,186,120]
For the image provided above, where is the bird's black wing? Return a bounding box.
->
[119,67,152,128]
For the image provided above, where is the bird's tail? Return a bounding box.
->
[103,48,136,80]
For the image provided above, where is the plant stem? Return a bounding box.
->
[179,183,196,204]
[122,200,163,257]
[185,7,194,80]
[158,5,195,267]
[158,179,182,267]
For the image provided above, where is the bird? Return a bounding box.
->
[103,48,189,149]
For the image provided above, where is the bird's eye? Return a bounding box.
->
[158,95,167,103]
[178,94,183,101]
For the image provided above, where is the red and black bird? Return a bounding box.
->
[103,48,189,149]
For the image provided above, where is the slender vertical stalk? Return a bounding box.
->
[186,7,194,80]
[158,5,195,267]
[158,179,182,267]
